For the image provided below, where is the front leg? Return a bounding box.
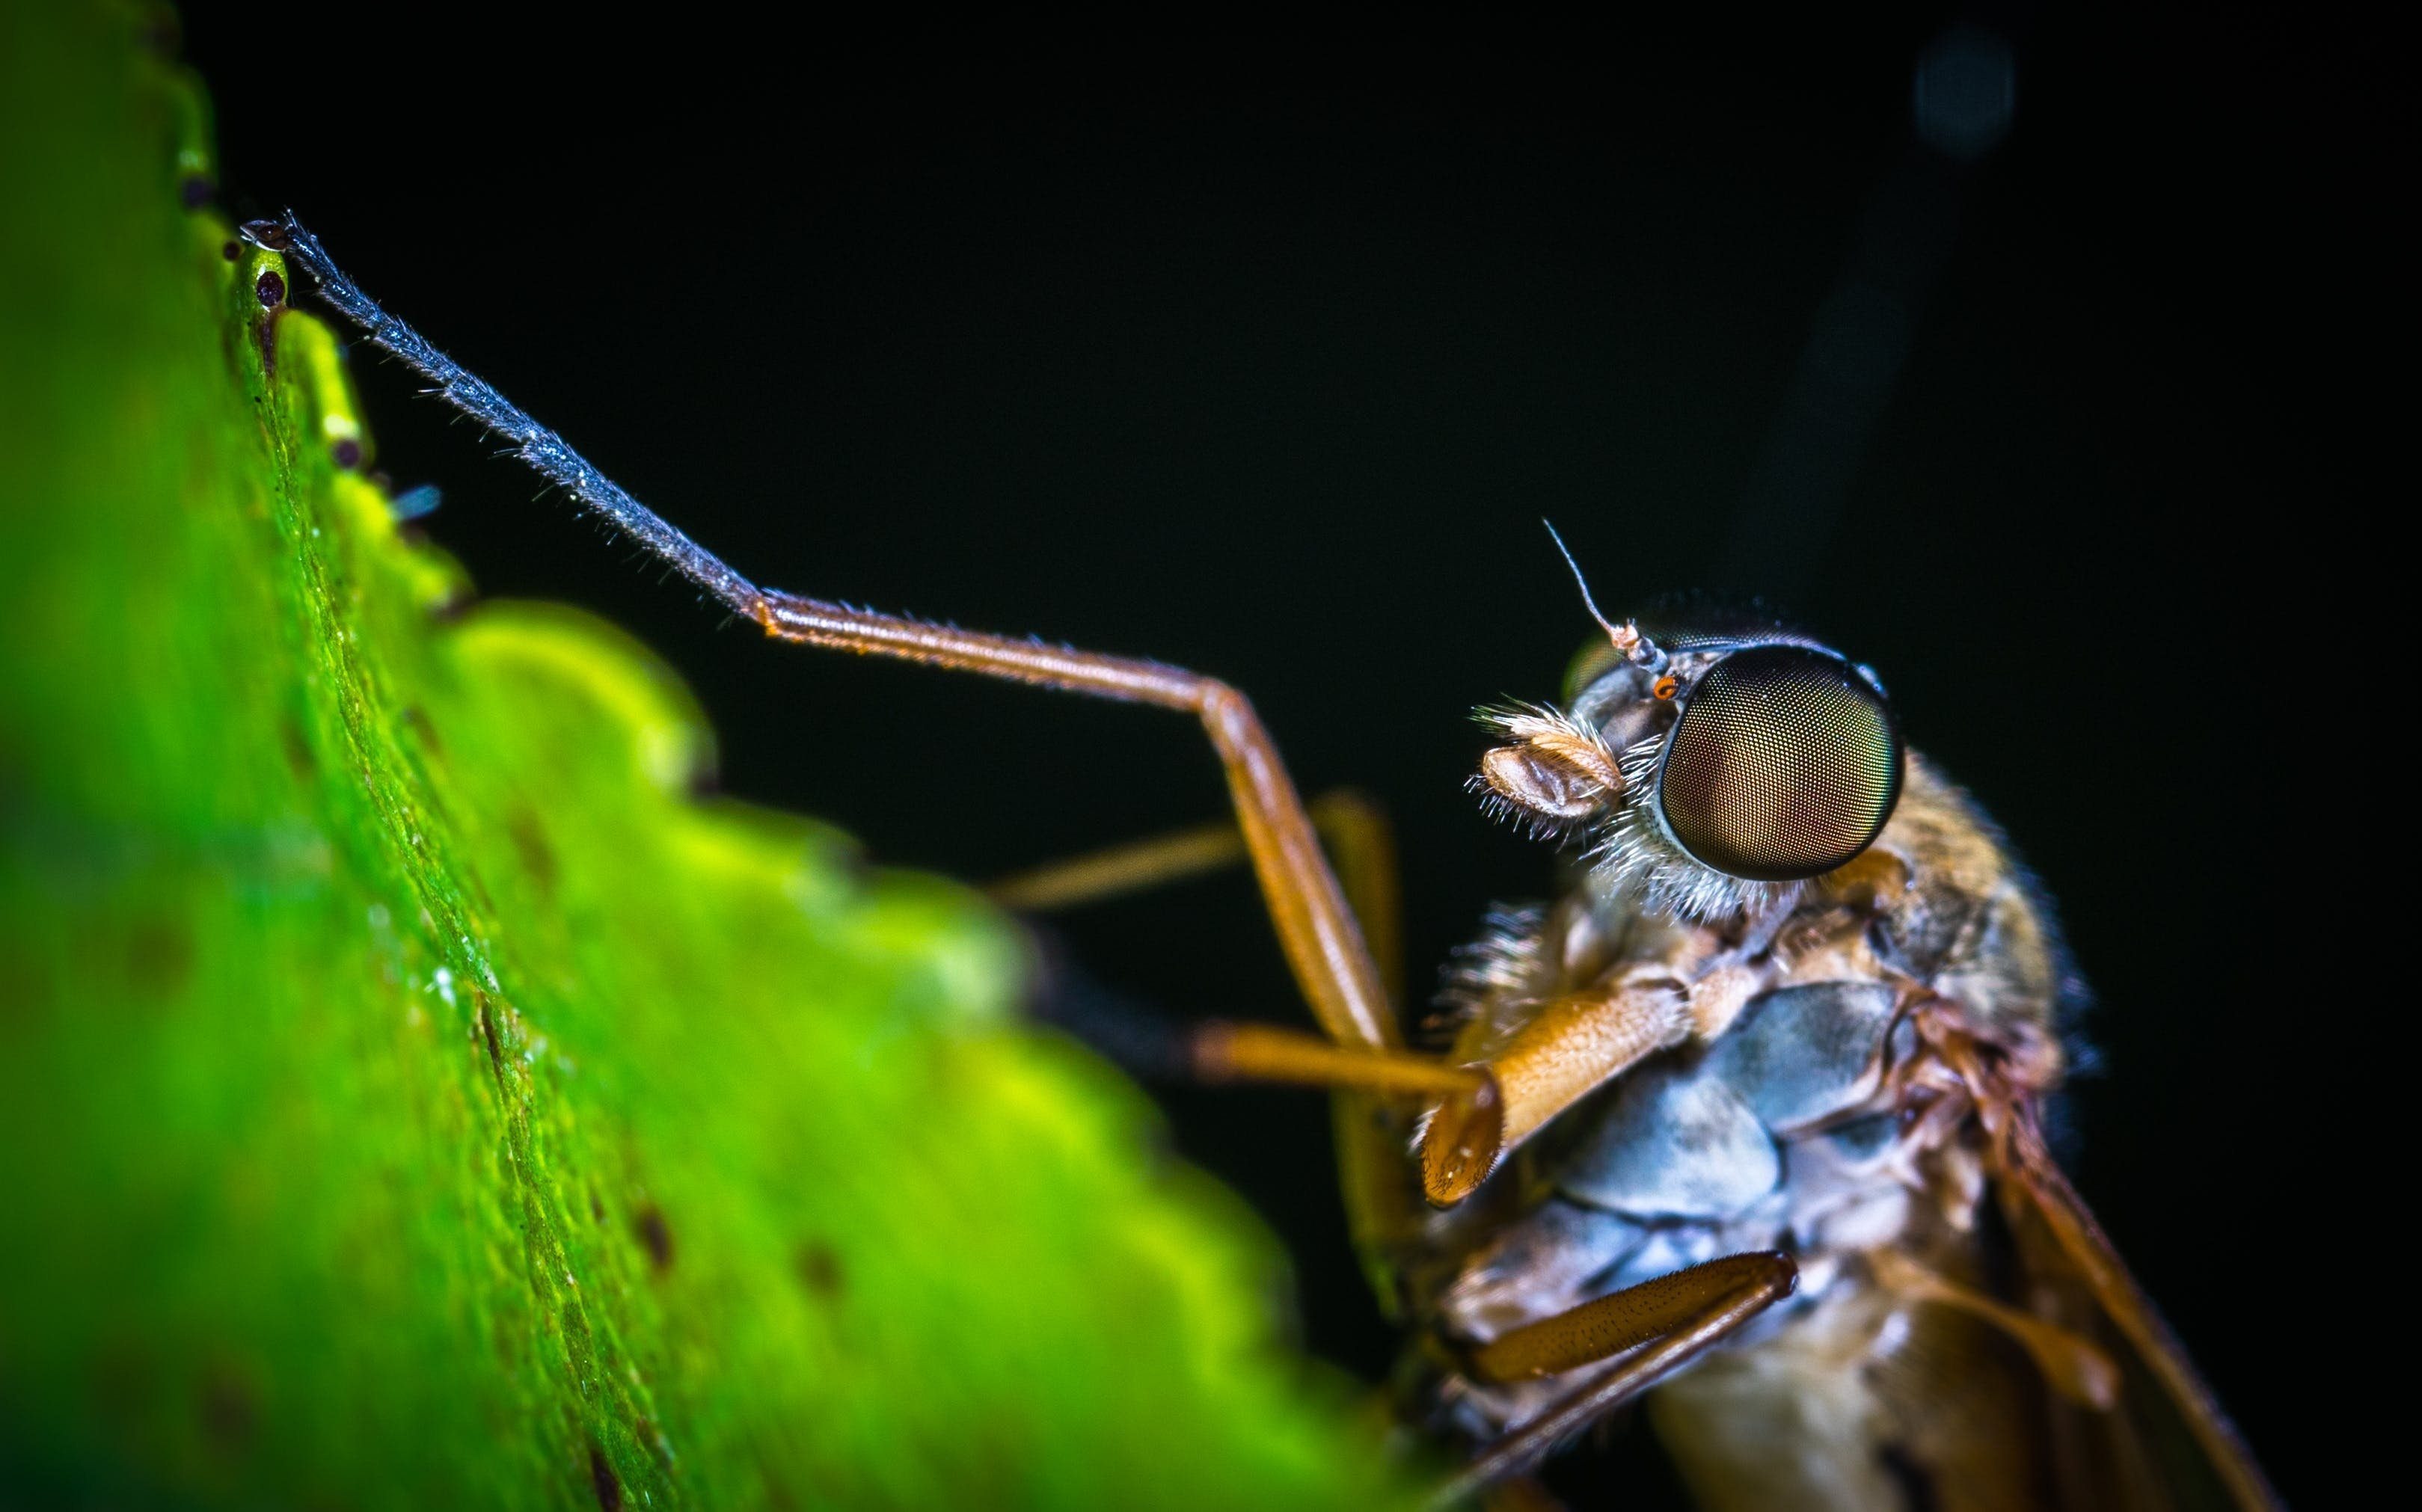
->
[257,212,1396,1056]
[758,592,1394,1050]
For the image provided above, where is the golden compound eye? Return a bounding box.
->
[1657,645,1902,882]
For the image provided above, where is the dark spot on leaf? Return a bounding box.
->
[125,917,194,998]
[399,704,443,759]
[588,1444,622,1512]
[474,992,506,1086]
[797,1242,844,1299]
[331,438,363,470]
[589,1190,607,1223]
[180,175,214,210]
[633,1205,675,1274]
[254,269,283,310]
[280,716,315,780]
[198,1362,256,1448]
[508,808,557,896]
[221,240,241,262]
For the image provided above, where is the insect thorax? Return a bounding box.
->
[1406,751,2069,1475]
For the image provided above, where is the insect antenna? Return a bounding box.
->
[1542,520,1666,673]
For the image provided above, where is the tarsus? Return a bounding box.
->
[243,212,762,618]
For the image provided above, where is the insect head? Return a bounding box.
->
[1475,529,1903,921]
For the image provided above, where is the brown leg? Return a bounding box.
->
[984,790,1428,1288]
[1435,1253,1798,1506]
[1301,790,1402,1012]
[984,795,1436,1309]
[262,211,1428,1290]
[764,597,1441,1291]
[1419,983,1694,1206]
[1192,1021,1481,1101]
[987,817,1258,912]
[1183,1019,1465,1306]
[263,212,1391,1049]
[757,593,1395,1051]
[987,788,1405,1009]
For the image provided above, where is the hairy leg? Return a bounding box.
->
[254,213,1394,1053]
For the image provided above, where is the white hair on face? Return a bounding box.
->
[1462,691,1800,925]
[1584,734,1806,924]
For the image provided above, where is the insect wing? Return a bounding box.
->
[1987,1115,2282,1512]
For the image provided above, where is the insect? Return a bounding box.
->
[244,212,2278,1510]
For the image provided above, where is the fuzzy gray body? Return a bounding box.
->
[1408,753,2070,1510]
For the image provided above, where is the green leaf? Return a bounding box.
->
[0,7,1418,1506]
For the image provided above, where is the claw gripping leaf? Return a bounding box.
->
[0,8,1413,1507]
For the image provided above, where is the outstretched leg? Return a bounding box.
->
[253,213,1395,1054]
[1438,1253,1798,1506]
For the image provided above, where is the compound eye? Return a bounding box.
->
[1658,645,1902,882]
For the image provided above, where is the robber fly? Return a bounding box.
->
[243,213,2278,1511]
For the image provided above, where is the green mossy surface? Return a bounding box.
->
[0,7,1416,1505]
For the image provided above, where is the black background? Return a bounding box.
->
[180,4,2372,1503]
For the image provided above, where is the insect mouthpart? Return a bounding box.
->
[1470,706,1627,840]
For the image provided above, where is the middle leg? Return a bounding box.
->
[984,790,1441,1291]
[987,788,1405,1009]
